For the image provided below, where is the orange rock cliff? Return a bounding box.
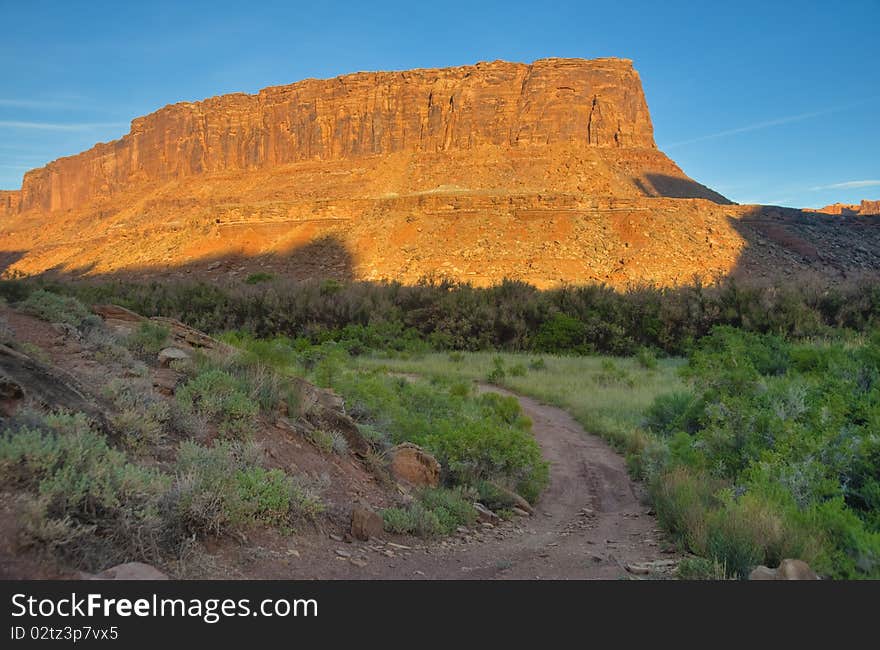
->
[1,57,878,287]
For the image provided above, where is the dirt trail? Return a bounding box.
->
[306,383,674,580]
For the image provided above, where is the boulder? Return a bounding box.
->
[151,368,180,396]
[776,558,819,580]
[93,562,168,580]
[473,502,501,524]
[157,346,190,367]
[351,505,384,541]
[0,376,24,417]
[91,304,146,323]
[487,481,535,515]
[748,565,778,580]
[748,559,819,580]
[388,443,441,487]
[0,343,106,428]
[150,316,235,353]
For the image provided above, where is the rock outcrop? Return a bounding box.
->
[10,58,659,214]
[388,443,441,487]
[749,559,819,580]
[350,505,383,541]
[813,200,880,216]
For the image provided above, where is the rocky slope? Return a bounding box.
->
[1,57,878,288]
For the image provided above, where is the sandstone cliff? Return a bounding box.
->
[11,58,660,214]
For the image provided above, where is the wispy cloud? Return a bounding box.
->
[0,121,127,131]
[0,99,71,109]
[663,99,874,150]
[809,180,880,191]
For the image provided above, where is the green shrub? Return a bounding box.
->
[476,480,520,512]
[304,428,334,454]
[647,327,880,578]
[125,321,170,358]
[245,272,274,285]
[677,556,734,580]
[486,356,506,383]
[10,274,880,357]
[644,391,700,437]
[162,441,322,539]
[111,408,165,450]
[382,504,441,537]
[103,378,170,450]
[236,467,294,527]
[0,412,167,569]
[176,369,259,439]
[637,347,659,370]
[508,363,527,377]
[382,488,476,537]
[533,313,587,353]
[19,290,94,329]
[416,488,477,534]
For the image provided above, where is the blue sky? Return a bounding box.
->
[1,0,877,208]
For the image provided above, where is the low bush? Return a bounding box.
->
[382,488,476,537]
[245,272,274,285]
[125,321,170,358]
[161,441,322,541]
[19,290,97,330]
[644,327,880,578]
[103,378,170,450]
[0,412,167,569]
[643,391,701,437]
[175,369,259,439]
[636,347,659,370]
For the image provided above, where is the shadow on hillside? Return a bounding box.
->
[634,173,733,205]
[3,206,880,295]
[0,251,25,276]
[725,205,880,283]
[4,234,357,285]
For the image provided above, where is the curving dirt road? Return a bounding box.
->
[304,383,675,579]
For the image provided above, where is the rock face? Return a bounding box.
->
[0,190,19,216]
[10,58,656,214]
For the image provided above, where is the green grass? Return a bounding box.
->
[382,487,477,537]
[354,351,685,452]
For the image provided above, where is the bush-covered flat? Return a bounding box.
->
[353,351,683,453]
[6,274,880,356]
[643,328,880,579]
